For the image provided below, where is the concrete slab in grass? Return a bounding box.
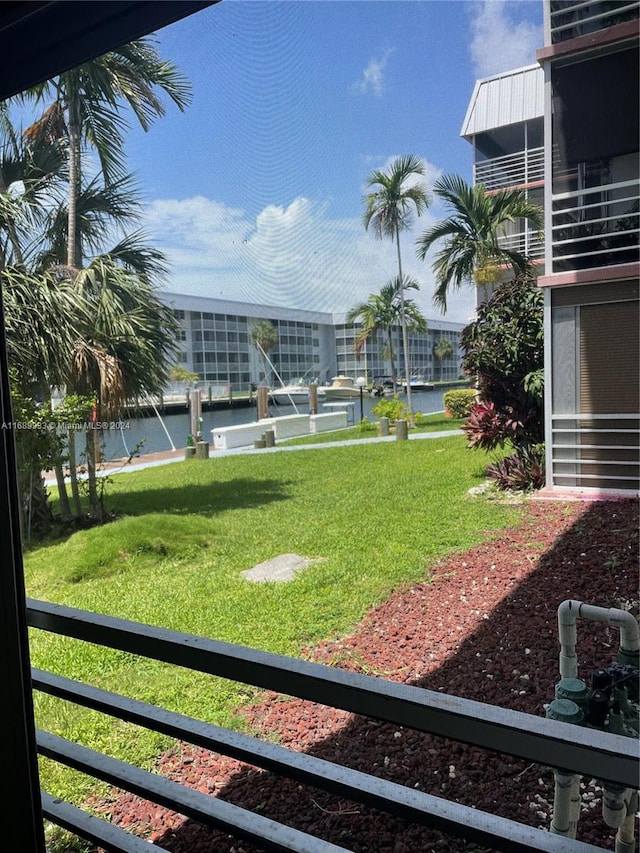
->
[241,553,321,583]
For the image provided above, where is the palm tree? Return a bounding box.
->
[433,336,454,382]
[346,276,427,389]
[415,173,544,311]
[363,154,430,423]
[2,94,179,526]
[23,38,191,268]
[250,319,279,384]
[70,249,177,520]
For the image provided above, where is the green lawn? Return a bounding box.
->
[26,434,519,810]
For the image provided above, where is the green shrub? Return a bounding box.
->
[443,388,475,419]
[357,418,377,435]
[371,396,408,423]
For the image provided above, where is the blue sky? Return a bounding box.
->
[120,1,542,323]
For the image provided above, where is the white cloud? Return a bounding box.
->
[469,0,542,78]
[352,49,394,97]
[142,190,475,325]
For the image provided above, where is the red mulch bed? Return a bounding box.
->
[92,498,639,852]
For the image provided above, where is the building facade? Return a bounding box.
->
[460,62,546,303]
[160,292,464,391]
[462,2,639,495]
[538,0,639,494]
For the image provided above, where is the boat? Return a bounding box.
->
[269,382,312,405]
[399,377,435,392]
[322,376,363,400]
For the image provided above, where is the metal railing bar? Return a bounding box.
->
[552,178,639,202]
[553,459,639,467]
[32,670,609,853]
[552,444,639,450]
[553,196,639,218]
[553,473,640,482]
[553,244,639,263]
[476,148,544,166]
[552,209,639,230]
[553,430,639,435]
[37,731,351,853]
[553,227,639,248]
[41,791,162,853]
[27,601,640,787]
[552,413,640,420]
[551,2,639,33]
[550,0,638,18]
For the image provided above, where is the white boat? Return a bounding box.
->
[269,383,311,405]
[322,376,362,400]
[399,377,435,392]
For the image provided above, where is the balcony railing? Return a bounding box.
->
[475,148,544,192]
[551,413,640,490]
[551,178,640,271]
[550,1,640,44]
[498,228,545,260]
[27,598,638,853]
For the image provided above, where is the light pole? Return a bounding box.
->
[355,376,367,423]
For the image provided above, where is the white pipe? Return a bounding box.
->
[603,786,627,829]
[568,774,582,838]
[557,600,640,679]
[551,771,577,836]
[615,791,638,853]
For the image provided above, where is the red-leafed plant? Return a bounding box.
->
[461,275,545,490]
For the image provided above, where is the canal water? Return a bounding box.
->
[99,388,449,461]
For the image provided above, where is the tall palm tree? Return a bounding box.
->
[415,173,543,311]
[250,319,279,384]
[2,96,179,526]
[363,154,430,423]
[23,38,191,268]
[346,276,426,389]
[70,250,176,520]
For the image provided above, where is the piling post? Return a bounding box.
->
[263,429,275,448]
[395,419,408,441]
[257,385,270,420]
[378,417,389,437]
[309,383,318,415]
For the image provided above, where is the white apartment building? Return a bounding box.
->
[160,291,464,390]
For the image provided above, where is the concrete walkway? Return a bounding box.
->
[44,429,464,484]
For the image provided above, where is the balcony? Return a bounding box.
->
[550,1,640,44]
[551,178,640,271]
[28,598,639,852]
[475,147,544,192]
[498,227,545,261]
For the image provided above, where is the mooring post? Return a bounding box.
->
[309,383,318,415]
[257,385,269,421]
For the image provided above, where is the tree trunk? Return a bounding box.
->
[0,170,25,265]
[67,428,82,517]
[26,470,52,539]
[54,463,72,520]
[85,428,102,522]
[395,230,414,425]
[67,98,81,268]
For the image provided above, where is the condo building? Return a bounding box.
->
[160,291,464,390]
[463,0,639,495]
[539,0,639,494]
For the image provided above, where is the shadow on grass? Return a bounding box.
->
[110,476,294,518]
[140,498,638,852]
[31,477,293,553]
